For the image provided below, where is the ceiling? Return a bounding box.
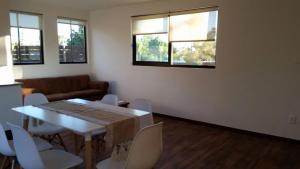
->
[27,0,158,11]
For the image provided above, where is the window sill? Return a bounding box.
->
[133,62,216,69]
[13,63,44,65]
[59,62,88,64]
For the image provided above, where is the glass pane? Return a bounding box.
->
[172,41,216,66]
[170,11,218,41]
[10,12,18,27]
[57,22,86,63]
[58,23,71,62]
[19,28,42,63]
[207,11,218,40]
[10,27,19,63]
[136,34,168,62]
[132,17,168,35]
[70,24,86,63]
[18,13,40,29]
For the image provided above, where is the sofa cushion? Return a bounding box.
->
[47,93,72,102]
[68,89,106,99]
[17,78,53,94]
[17,75,91,94]
[47,89,106,102]
[63,75,90,92]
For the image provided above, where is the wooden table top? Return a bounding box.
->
[12,98,151,135]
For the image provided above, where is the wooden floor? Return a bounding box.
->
[2,115,300,169]
[154,115,300,169]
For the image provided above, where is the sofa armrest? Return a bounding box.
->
[22,88,39,96]
[89,81,109,91]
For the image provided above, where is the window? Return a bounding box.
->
[132,7,218,68]
[57,18,87,64]
[9,11,44,65]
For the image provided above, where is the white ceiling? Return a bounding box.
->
[27,0,158,11]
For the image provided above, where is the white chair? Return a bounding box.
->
[8,123,83,169]
[129,98,152,112]
[101,94,118,106]
[96,122,163,169]
[24,93,67,151]
[129,99,154,128]
[0,123,52,169]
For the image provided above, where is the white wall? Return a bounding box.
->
[9,0,92,79]
[0,0,14,84]
[90,0,300,140]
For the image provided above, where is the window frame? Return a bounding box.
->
[10,11,44,65]
[132,7,218,69]
[57,17,88,64]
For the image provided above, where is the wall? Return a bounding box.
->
[90,0,300,140]
[9,0,91,79]
[0,0,14,84]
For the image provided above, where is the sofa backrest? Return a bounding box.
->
[16,75,90,94]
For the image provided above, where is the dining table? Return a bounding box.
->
[12,98,153,169]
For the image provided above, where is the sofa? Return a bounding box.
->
[16,75,109,102]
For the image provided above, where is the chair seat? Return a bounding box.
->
[96,157,126,169]
[33,137,53,151]
[29,123,65,135]
[7,137,53,156]
[40,149,83,169]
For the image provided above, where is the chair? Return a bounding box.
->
[96,122,163,169]
[0,123,52,169]
[129,99,152,112]
[101,94,118,106]
[24,93,67,151]
[129,99,154,129]
[8,123,83,169]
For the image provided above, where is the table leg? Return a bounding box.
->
[84,134,92,169]
[22,116,29,130]
[74,134,80,155]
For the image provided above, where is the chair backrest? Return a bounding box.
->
[129,99,152,112]
[23,93,49,127]
[0,123,15,156]
[101,94,118,106]
[7,123,45,169]
[24,93,49,106]
[129,99,154,128]
[126,122,163,169]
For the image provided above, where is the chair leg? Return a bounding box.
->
[11,159,15,169]
[14,160,21,169]
[47,135,55,143]
[0,156,8,169]
[56,134,68,152]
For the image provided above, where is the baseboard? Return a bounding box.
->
[153,112,300,143]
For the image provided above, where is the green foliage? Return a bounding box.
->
[173,42,216,65]
[136,35,168,62]
[136,34,216,65]
[67,26,85,47]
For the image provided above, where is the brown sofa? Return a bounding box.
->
[16,75,109,102]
